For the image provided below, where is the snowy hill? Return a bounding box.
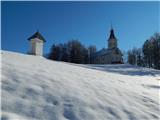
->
[1,51,160,120]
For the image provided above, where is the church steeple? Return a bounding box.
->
[108,27,117,49]
[109,28,116,39]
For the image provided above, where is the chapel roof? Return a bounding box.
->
[28,31,46,42]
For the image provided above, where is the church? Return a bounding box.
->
[27,28,123,64]
[90,27,123,64]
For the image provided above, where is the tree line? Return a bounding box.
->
[48,33,160,70]
[127,33,160,70]
[48,40,97,64]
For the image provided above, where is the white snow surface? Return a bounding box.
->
[1,50,160,120]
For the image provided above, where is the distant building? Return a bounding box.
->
[28,31,46,56]
[91,28,123,64]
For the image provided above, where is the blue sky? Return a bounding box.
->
[1,1,159,54]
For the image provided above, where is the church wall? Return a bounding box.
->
[91,54,112,64]
[91,53,123,64]
[111,54,123,63]
[30,39,43,56]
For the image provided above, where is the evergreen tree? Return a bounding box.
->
[136,48,143,66]
[48,44,61,60]
[48,40,91,64]
[127,32,160,70]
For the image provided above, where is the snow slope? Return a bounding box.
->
[1,51,160,120]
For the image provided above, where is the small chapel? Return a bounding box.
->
[90,27,123,64]
[28,31,46,56]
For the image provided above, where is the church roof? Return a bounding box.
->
[91,47,122,58]
[91,48,111,58]
[28,31,46,42]
[109,28,116,39]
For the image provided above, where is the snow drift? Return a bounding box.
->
[1,51,160,120]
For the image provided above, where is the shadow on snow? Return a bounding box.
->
[80,64,160,77]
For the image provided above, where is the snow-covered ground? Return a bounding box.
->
[1,50,160,120]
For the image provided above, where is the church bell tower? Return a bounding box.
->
[108,27,117,49]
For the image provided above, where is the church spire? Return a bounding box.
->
[109,26,116,39]
[108,26,117,49]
